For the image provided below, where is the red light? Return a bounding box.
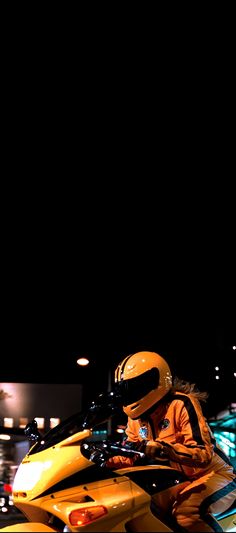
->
[69,505,107,526]
[3,484,12,493]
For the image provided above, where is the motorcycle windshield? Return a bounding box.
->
[27,390,121,455]
[28,411,86,455]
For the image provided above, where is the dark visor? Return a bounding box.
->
[116,367,159,407]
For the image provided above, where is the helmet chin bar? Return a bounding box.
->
[123,402,141,420]
[130,403,141,418]
[131,403,140,411]
[125,391,172,420]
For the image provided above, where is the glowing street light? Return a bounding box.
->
[0,434,11,440]
[77,357,89,366]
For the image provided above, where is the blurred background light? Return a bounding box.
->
[77,357,89,366]
[3,418,13,428]
[0,434,11,440]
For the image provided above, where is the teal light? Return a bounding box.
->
[214,432,236,458]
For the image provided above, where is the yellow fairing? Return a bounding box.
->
[12,430,92,522]
[42,477,136,532]
[0,524,57,532]
[13,430,91,500]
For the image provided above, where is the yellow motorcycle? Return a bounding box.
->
[1,392,236,532]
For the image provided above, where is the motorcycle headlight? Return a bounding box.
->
[13,461,52,491]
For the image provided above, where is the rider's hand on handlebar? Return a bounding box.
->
[144,440,167,459]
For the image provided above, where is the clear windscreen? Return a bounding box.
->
[28,411,85,455]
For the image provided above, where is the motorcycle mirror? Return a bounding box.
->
[82,390,122,430]
[24,419,42,442]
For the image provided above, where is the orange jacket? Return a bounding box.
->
[124,391,235,480]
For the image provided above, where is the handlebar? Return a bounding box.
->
[81,440,145,466]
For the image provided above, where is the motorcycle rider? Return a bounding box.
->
[106,351,236,532]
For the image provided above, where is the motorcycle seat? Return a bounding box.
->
[214,498,236,520]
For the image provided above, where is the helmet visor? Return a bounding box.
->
[117,367,159,407]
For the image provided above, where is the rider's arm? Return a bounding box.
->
[146,396,214,467]
[125,418,143,443]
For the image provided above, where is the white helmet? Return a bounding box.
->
[115,351,172,419]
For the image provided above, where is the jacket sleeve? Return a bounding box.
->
[125,418,142,442]
[157,396,214,467]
